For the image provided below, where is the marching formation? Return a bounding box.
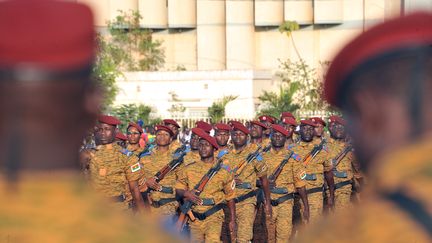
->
[81,113,364,243]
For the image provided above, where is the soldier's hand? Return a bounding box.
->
[145,177,161,191]
[184,190,203,205]
[234,178,243,185]
[327,196,334,209]
[228,220,237,242]
[269,181,276,188]
[265,202,273,219]
[303,208,310,223]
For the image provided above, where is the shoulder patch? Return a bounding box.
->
[221,164,233,173]
[120,148,134,157]
[292,153,302,161]
[130,162,141,172]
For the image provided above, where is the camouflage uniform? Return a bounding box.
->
[88,143,142,209]
[296,137,432,243]
[263,148,306,242]
[0,172,177,243]
[169,139,182,153]
[183,150,201,166]
[225,144,268,243]
[291,139,331,223]
[126,144,144,158]
[140,148,179,216]
[176,160,236,243]
[326,138,356,211]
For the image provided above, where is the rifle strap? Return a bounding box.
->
[332,146,352,167]
[334,180,352,190]
[271,192,295,206]
[151,198,177,208]
[192,202,227,221]
[234,190,258,203]
[383,190,432,237]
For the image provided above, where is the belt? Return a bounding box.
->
[304,173,317,181]
[234,190,257,203]
[192,200,225,221]
[151,198,177,208]
[335,180,352,189]
[271,192,295,206]
[200,198,215,206]
[109,194,126,202]
[333,170,348,178]
[236,182,252,190]
[271,187,288,194]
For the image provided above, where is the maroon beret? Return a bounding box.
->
[329,115,347,126]
[258,115,276,124]
[300,119,318,127]
[115,132,127,141]
[231,121,250,135]
[250,120,267,129]
[127,122,143,134]
[155,125,174,136]
[193,128,219,150]
[310,117,327,126]
[324,12,432,107]
[280,112,295,119]
[281,117,297,126]
[271,124,289,136]
[163,119,180,128]
[214,123,231,131]
[196,121,212,133]
[0,1,95,71]
[98,115,121,126]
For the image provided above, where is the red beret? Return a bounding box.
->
[258,115,276,124]
[115,132,127,141]
[193,128,219,150]
[155,125,174,136]
[271,124,289,136]
[300,119,318,127]
[231,121,250,135]
[329,115,347,126]
[127,122,143,133]
[310,117,327,126]
[214,123,231,131]
[0,1,95,71]
[163,119,180,128]
[196,121,212,133]
[250,121,267,129]
[281,112,295,119]
[324,12,432,107]
[98,115,121,126]
[281,117,297,126]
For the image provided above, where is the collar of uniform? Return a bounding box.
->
[298,141,313,147]
[370,134,432,193]
[270,147,284,155]
[127,144,143,153]
[154,147,170,156]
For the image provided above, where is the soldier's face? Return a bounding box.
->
[198,139,214,159]
[127,126,141,144]
[329,122,346,139]
[300,125,314,142]
[215,130,229,146]
[156,130,171,146]
[95,123,116,145]
[314,124,324,137]
[271,131,286,148]
[190,133,200,150]
[167,124,179,137]
[249,124,263,139]
[231,130,247,147]
[262,121,272,136]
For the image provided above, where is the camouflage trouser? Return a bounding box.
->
[306,192,323,224]
[236,201,256,243]
[149,201,178,217]
[334,183,352,212]
[267,200,294,243]
[190,211,224,243]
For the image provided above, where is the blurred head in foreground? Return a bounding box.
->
[297,12,432,243]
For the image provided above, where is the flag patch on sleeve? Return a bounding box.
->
[130,162,141,172]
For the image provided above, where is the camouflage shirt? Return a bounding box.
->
[326,138,356,183]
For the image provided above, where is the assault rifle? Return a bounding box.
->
[300,139,327,181]
[331,145,353,178]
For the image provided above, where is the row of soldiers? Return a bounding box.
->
[80,112,363,242]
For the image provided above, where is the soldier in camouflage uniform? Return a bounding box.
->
[89,115,146,211]
[280,116,298,147]
[258,115,276,146]
[164,119,182,152]
[140,125,179,217]
[214,123,232,151]
[326,116,358,212]
[264,124,309,242]
[225,122,272,243]
[176,128,237,243]
[183,127,202,166]
[126,122,145,157]
[290,120,335,224]
[249,120,268,148]
[310,117,329,141]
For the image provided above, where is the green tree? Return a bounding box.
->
[208,96,238,123]
[92,34,121,110]
[257,84,300,118]
[107,10,165,71]
[110,104,159,131]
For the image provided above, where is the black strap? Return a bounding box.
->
[234,190,258,203]
[151,198,177,208]
[384,191,432,237]
[271,192,295,206]
[306,186,324,194]
[334,180,352,190]
[192,203,227,221]
[109,195,125,203]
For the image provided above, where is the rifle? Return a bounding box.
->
[176,150,228,232]
[331,145,353,178]
[142,145,188,195]
[300,139,327,181]
[234,144,271,177]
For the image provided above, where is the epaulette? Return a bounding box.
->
[221,163,233,173]
[120,148,134,157]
